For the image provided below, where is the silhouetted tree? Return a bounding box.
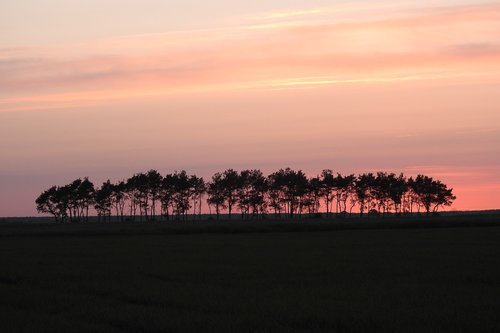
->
[386,173,408,215]
[64,179,82,222]
[171,171,192,220]
[237,170,251,219]
[147,170,163,220]
[125,175,140,221]
[355,173,376,217]
[237,169,268,219]
[190,175,206,219]
[412,175,456,215]
[321,169,336,217]
[372,172,391,215]
[305,176,322,215]
[134,173,151,221]
[433,181,456,213]
[335,173,356,216]
[110,180,126,222]
[247,169,268,218]
[36,168,457,221]
[94,180,113,222]
[268,168,308,218]
[220,169,240,220]
[404,177,419,214]
[207,172,226,220]
[267,173,284,217]
[159,173,175,220]
[36,186,66,222]
[78,177,95,222]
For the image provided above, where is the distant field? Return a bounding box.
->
[1,212,500,237]
[1,216,500,332]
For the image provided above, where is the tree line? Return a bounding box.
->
[36,168,456,222]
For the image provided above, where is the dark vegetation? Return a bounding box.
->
[0,220,499,332]
[1,213,500,237]
[35,168,456,223]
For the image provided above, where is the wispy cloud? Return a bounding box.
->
[243,1,500,24]
[1,1,500,112]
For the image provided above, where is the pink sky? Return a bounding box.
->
[1,0,499,216]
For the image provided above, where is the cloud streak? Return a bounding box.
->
[1,1,500,112]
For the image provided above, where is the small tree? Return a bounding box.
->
[35,186,66,222]
[412,175,456,215]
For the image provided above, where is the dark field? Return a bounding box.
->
[1,218,500,332]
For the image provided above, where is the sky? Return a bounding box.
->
[1,0,500,216]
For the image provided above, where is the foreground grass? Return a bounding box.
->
[0,225,499,332]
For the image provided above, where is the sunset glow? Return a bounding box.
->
[1,0,499,216]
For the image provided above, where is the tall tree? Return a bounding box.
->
[247,169,268,218]
[267,173,284,217]
[125,175,140,221]
[146,170,163,220]
[110,180,126,222]
[372,172,391,215]
[354,173,376,217]
[306,176,322,215]
[159,173,175,221]
[190,175,206,219]
[321,169,336,217]
[65,179,82,222]
[171,170,192,220]
[207,172,227,220]
[237,170,252,219]
[135,173,151,221]
[386,173,408,215]
[220,169,240,220]
[94,180,113,222]
[77,177,95,222]
[237,169,268,219]
[336,174,356,216]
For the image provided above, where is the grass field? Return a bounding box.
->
[1,218,500,332]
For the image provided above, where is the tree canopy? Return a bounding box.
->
[36,169,456,222]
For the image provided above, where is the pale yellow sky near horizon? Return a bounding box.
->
[1,0,500,215]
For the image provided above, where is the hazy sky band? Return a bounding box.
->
[0,0,499,215]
